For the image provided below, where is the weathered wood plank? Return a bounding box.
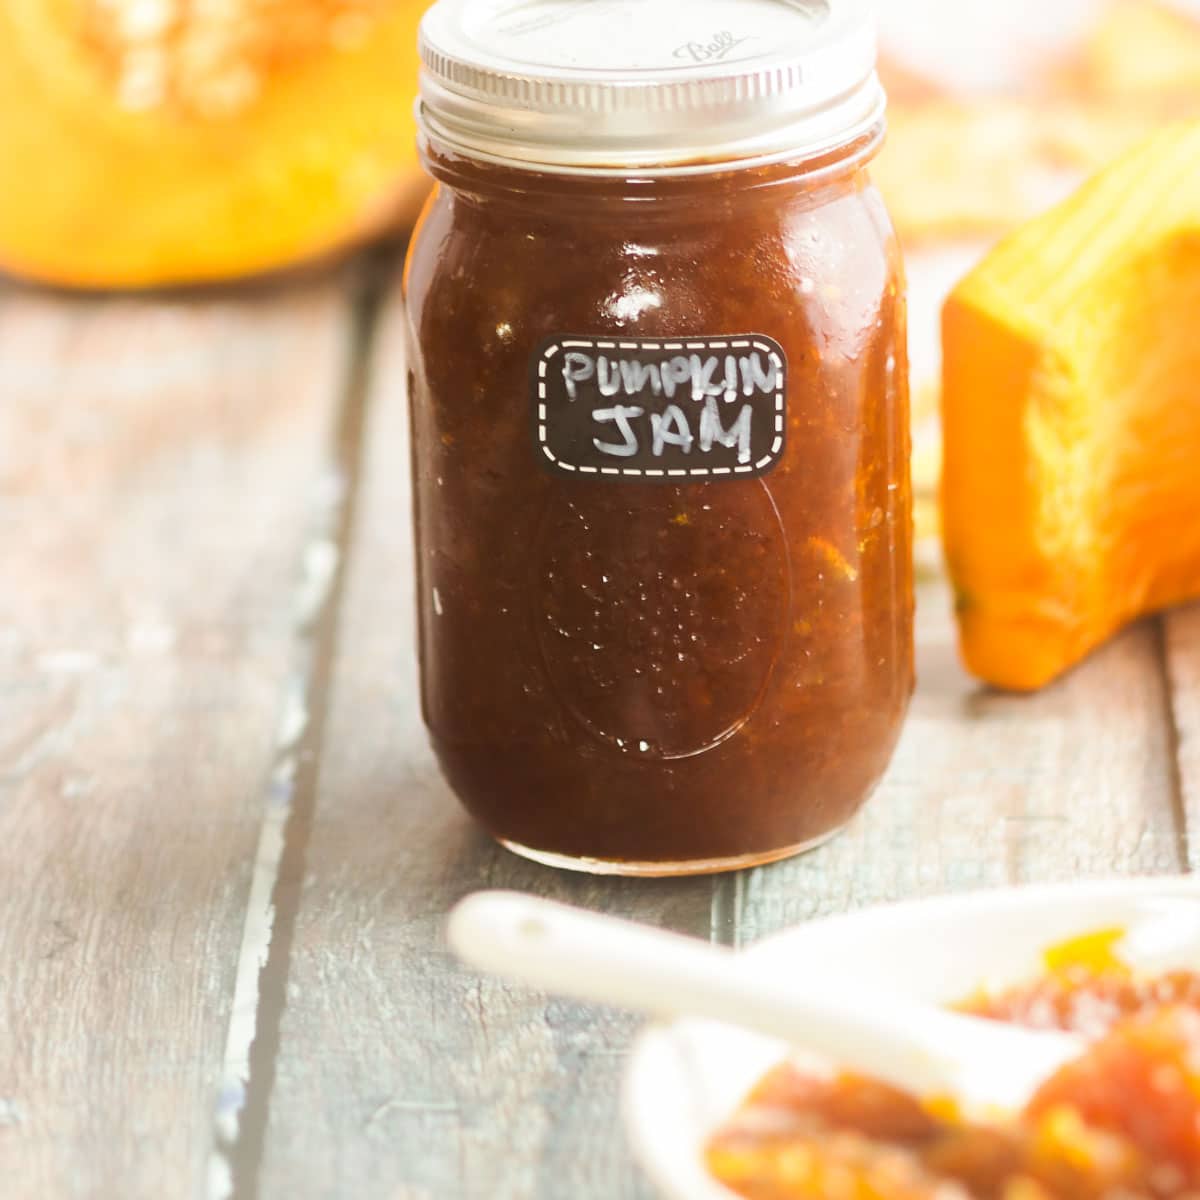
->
[247,282,1189,1195]
[1165,602,1200,869]
[0,273,357,1197]
[727,595,1185,945]
[254,280,714,1200]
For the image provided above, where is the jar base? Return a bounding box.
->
[496,827,844,878]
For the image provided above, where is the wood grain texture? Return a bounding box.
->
[1165,602,1200,868]
[727,597,1185,946]
[254,280,713,1200]
[4,270,1189,1199]
[253,279,1191,1198]
[0,275,357,1198]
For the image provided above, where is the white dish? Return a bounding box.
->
[624,877,1200,1200]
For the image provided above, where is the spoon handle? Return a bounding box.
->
[449,890,1069,1104]
[450,889,741,1017]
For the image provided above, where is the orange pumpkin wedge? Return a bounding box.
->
[942,121,1200,691]
[0,0,431,289]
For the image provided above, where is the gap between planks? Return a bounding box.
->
[208,254,392,1200]
[199,250,1200,1193]
[1163,605,1200,871]
[719,594,1194,948]
[0,267,371,1199]
[1156,617,1191,873]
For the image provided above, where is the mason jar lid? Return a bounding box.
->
[417,0,885,176]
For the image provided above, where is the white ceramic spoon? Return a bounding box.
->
[448,890,1085,1114]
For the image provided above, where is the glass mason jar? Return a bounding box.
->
[405,0,913,876]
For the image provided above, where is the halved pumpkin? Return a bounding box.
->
[0,1,430,288]
[942,121,1200,691]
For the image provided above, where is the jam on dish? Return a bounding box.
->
[709,935,1200,1199]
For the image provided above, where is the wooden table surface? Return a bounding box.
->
[2,253,1197,1200]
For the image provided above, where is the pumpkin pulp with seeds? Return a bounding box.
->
[0,0,429,287]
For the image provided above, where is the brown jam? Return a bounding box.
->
[403,132,912,873]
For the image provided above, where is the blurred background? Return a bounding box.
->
[2,0,1200,560]
[874,0,1200,567]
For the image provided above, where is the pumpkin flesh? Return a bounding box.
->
[942,122,1200,690]
[0,0,429,287]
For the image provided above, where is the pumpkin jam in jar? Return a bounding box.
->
[405,0,913,875]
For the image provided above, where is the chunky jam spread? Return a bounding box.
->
[708,934,1200,1199]
[404,138,911,868]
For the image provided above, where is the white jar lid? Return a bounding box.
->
[418,0,885,176]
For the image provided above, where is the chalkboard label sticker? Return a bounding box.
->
[532,334,787,482]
